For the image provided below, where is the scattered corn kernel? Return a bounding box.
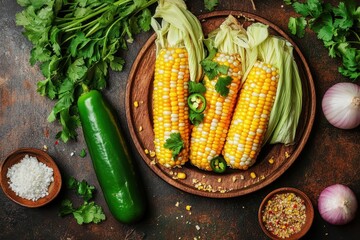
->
[175,202,180,207]
[268,157,275,164]
[177,172,187,180]
[138,126,143,132]
[133,101,139,108]
[150,151,156,157]
[186,205,192,211]
[285,151,290,158]
[217,178,222,183]
[144,149,149,154]
[232,176,238,183]
[250,172,257,179]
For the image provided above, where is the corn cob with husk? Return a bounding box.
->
[223,23,303,170]
[151,0,205,168]
[189,15,248,171]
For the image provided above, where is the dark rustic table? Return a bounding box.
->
[1,0,359,239]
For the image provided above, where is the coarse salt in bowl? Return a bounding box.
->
[258,187,314,240]
[0,148,62,208]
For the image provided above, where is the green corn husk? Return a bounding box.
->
[150,0,205,82]
[245,23,303,145]
[204,15,248,74]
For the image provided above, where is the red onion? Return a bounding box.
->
[318,184,358,225]
[322,82,360,129]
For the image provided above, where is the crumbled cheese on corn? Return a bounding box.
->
[6,155,54,201]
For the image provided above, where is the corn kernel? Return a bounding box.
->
[144,149,149,154]
[177,172,187,180]
[268,157,274,164]
[285,151,290,158]
[150,151,156,157]
[186,205,192,211]
[133,101,139,108]
[138,126,143,132]
[250,172,256,179]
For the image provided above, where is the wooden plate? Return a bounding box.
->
[125,11,316,198]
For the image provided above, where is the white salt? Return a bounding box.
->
[7,155,54,201]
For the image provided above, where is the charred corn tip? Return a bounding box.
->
[190,53,242,171]
[223,61,279,170]
[153,48,190,168]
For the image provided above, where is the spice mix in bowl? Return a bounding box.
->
[258,187,314,240]
[0,148,62,207]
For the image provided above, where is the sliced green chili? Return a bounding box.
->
[187,93,206,113]
[210,156,227,173]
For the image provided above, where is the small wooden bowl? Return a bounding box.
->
[0,148,62,208]
[258,187,314,240]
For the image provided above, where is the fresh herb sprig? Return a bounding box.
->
[163,132,184,159]
[16,0,157,142]
[285,0,360,81]
[204,0,219,11]
[59,177,106,225]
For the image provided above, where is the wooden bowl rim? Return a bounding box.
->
[258,187,314,240]
[0,148,62,208]
[125,10,316,198]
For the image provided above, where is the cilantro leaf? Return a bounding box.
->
[59,177,105,225]
[204,0,218,11]
[288,17,307,38]
[72,201,106,225]
[189,110,204,126]
[215,76,232,97]
[163,133,184,159]
[59,199,75,217]
[67,176,95,202]
[188,81,206,94]
[333,2,354,30]
[79,149,87,158]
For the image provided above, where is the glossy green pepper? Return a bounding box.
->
[77,90,146,223]
[210,156,227,173]
[187,93,206,113]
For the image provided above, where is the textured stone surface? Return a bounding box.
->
[1,1,359,239]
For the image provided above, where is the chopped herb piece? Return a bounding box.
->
[79,149,87,158]
[204,0,219,11]
[188,81,206,94]
[164,133,184,159]
[215,76,232,97]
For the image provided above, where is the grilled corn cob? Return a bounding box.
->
[151,0,205,168]
[189,16,247,171]
[223,61,279,170]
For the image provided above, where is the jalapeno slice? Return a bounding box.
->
[210,156,227,173]
[187,93,206,113]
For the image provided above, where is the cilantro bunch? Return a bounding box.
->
[285,0,360,81]
[16,0,157,142]
[59,177,106,225]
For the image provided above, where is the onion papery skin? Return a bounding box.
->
[322,82,360,129]
[318,184,358,225]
